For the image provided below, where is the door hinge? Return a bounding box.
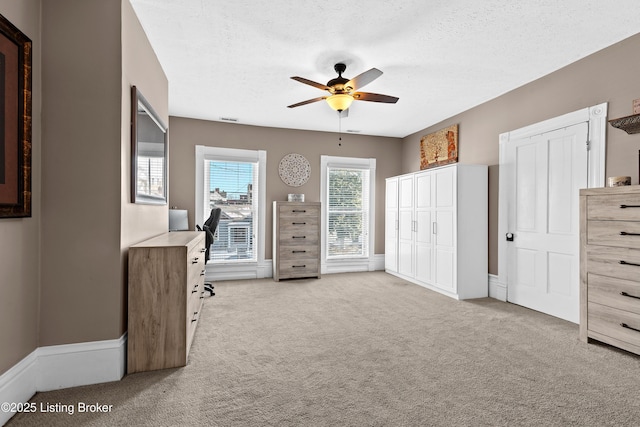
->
[586,140,591,151]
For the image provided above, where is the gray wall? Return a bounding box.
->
[402,33,640,275]
[0,0,168,375]
[168,118,403,258]
[0,0,41,375]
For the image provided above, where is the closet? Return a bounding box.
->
[385,164,488,299]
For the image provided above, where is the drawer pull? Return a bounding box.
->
[619,260,640,267]
[292,222,307,225]
[292,209,307,213]
[292,236,306,239]
[200,248,206,253]
[621,323,640,333]
[620,204,640,209]
[620,231,640,236]
[192,258,199,264]
[200,269,205,276]
[292,265,306,268]
[191,311,199,322]
[292,250,307,253]
[620,291,640,300]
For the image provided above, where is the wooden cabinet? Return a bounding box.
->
[385,164,488,300]
[273,201,321,281]
[580,185,640,355]
[127,231,206,373]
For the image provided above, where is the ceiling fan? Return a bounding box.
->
[287,63,399,113]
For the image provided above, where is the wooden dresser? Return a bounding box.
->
[128,231,206,373]
[273,201,321,281]
[580,185,640,355]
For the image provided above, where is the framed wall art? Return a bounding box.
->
[0,13,31,218]
[419,124,458,170]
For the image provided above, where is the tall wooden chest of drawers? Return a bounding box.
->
[128,231,206,373]
[273,201,321,281]
[580,186,640,355]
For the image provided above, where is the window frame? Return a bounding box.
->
[320,155,376,274]
[195,146,266,269]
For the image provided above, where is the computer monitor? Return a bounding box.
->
[169,209,189,231]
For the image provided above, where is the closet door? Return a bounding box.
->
[397,175,414,277]
[385,178,399,272]
[414,171,433,283]
[433,166,456,292]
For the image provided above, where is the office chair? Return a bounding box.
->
[197,207,222,296]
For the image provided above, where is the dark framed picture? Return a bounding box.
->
[0,13,31,218]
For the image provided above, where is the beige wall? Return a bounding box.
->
[120,0,169,333]
[0,0,41,374]
[37,0,167,349]
[168,118,403,258]
[402,33,640,275]
[40,0,123,346]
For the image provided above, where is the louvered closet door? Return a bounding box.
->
[398,175,414,277]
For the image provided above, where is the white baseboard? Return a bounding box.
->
[0,334,127,426]
[0,351,38,426]
[373,254,385,271]
[206,260,273,281]
[37,334,127,391]
[489,274,507,301]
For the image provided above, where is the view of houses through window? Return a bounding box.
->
[205,160,258,262]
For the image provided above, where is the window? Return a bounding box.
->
[195,147,266,265]
[327,167,370,258]
[321,156,376,271]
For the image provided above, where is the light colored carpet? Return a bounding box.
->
[8,271,640,426]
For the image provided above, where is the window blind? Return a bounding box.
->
[327,167,370,258]
[204,159,258,262]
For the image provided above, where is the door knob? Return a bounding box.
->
[506,232,514,242]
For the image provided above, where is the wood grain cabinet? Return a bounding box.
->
[273,201,321,281]
[580,186,640,355]
[127,231,206,373]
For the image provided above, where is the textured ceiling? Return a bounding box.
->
[130,0,640,138]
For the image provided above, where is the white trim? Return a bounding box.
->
[0,351,38,426]
[205,260,272,281]
[488,274,507,301]
[0,335,126,426]
[373,254,385,271]
[498,103,607,296]
[195,145,267,272]
[320,155,376,274]
[36,334,127,392]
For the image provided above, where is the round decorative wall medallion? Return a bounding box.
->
[278,153,311,187]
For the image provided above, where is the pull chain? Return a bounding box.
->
[338,112,342,146]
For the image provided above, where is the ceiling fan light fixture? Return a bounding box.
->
[326,94,353,112]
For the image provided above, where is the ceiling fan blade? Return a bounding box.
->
[353,92,399,104]
[290,76,330,91]
[287,96,327,108]
[345,68,382,91]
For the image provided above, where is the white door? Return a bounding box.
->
[385,178,398,272]
[398,175,414,277]
[414,171,432,283]
[433,166,456,292]
[506,122,588,323]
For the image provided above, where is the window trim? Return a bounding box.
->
[320,155,376,274]
[195,146,266,269]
